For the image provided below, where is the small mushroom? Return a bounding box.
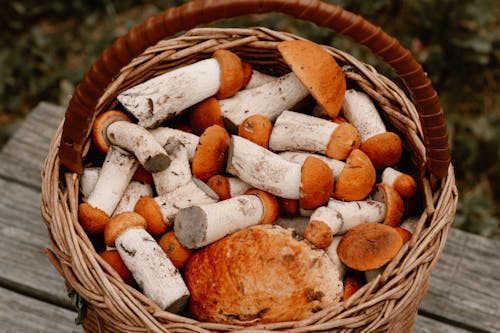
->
[342,272,365,301]
[191,125,230,182]
[341,89,402,170]
[158,231,192,269]
[117,50,244,128]
[152,137,191,195]
[104,212,190,312]
[227,136,333,209]
[238,114,273,149]
[78,146,138,233]
[149,127,199,161]
[206,175,252,201]
[99,249,134,285]
[278,39,346,119]
[188,97,226,135]
[174,189,279,249]
[92,110,132,153]
[337,223,403,271]
[269,110,360,160]
[372,183,405,227]
[381,167,417,199]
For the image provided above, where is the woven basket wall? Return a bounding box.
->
[41,1,458,333]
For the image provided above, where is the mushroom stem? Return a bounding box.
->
[279,151,344,180]
[80,167,100,201]
[113,181,153,215]
[275,216,309,236]
[325,236,347,279]
[149,127,199,161]
[206,175,252,200]
[244,69,276,89]
[152,137,191,195]
[106,212,190,311]
[381,167,417,199]
[269,111,360,160]
[220,72,309,129]
[107,121,170,173]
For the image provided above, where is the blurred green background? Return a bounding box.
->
[1,0,498,239]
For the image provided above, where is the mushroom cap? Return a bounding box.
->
[213,49,244,99]
[300,156,334,210]
[374,183,404,228]
[337,222,403,271]
[189,97,224,135]
[395,227,413,244]
[325,122,361,160]
[206,175,231,200]
[131,164,153,185]
[343,273,364,301]
[304,219,334,249]
[393,173,418,199]
[240,62,253,90]
[191,125,230,182]
[278,197,299,217]
[238,115,273,149]
[333,149,376,201]
[277,39,346,119]
[134,196,167,236]
[158,231,192,269]
[78,202,110,234]
[361,132,402,171]
[92,110,132,153]
[104,211,147,247]
[99,249,134,285]
[184,224,343,324]
[245,189,279,225]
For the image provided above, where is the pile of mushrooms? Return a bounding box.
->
[77,41,420,324]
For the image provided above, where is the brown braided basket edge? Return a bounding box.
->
[41,27,457,333]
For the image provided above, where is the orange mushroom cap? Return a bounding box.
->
[158,231,192,269]
[278,197,299,217]
[245,189,280,225]
[393,173,418,199]
[304,220,334,249]
[78,202,109,234]
[361,132,402,171]
[206,175,232,201]
[99,249,134,285]
[104,211,147,248]
[300,156,334,210]
[343,273,364,301]
[374,183,405,228]
[325,122,361,160]
[238,115,273,149]
[92,110,132,153]
[189,97,224,136]
[240,62,253,90]
[333,149,376,201]
[134,196,167,236]
[213,50,244,99]
[191,125,230,182]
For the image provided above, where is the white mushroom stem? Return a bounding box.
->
[152,137,191,195]
[279,151,345,179]
[153,177,218,225]
[326,199,386,234]
[400,216,418,234]
[117,58,221,128]
[175,195,264,249]
[116,227,189,311]
[226,177,253,197]
[226,135,302,199]
[149,127,199,161]
[80,167,100,200]
[86,146,138,216]
[244,70,277,89]
[269,111,339,153]
[341,89,385,143]
[326,236,347,279]
[220,72,309,128]
[275,216,310,237]
[107,121,170,173]
[113,181,153,215]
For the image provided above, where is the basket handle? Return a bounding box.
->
[59,0,450,177]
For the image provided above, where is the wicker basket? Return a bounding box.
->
[41,1,458,332]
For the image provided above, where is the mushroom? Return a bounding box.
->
[99,249,134,285]
[152,137,191,195]
[117,50,244,128]
[104,212,190,312]
[243,68,277,90]
[79,167,100,201]
[325,236,347,279]
[158,231,192,269]
[337,223,403,271]
[275,216,309,236]
[191,125,230,182]
[174,189,279,249]
[238,114,273,149]
[277,198,300,217]
[188,97,226,135]
[269,110,360,161]
[92,110,132,153]
[183,224,343,324]
[342,272,365,301]
[303,199,386,249]
[279,149,376,201]
[78,146,138,233]
[113,181,153,216]
[372,183,405,227]
[277,39,346,119]
[206,175,252,200]
[149,127,199,161]
[341,89,402,170]
[134,177,218,236]
[381,167,418,199]
[226,135,333,209]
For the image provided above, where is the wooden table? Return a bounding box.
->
[0,102,498,333]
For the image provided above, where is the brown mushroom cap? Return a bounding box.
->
[395,227,412,244]
[131,164,153,185]
[189,97,224,136]
[206,175,231,201]
[104,211,147,247]
[134,196,167,236]
[300,156,334,210]
[374,183,404,228]
[158,231,192,269]
[238,115,273,149]
[333,149,376,201]
[325,122,361,160]
[337,222,403,271]
[245,189,279,225]
[304,219,334,249]
[99,249,134,285]
[278,197,299,217]
[240,62,253,90]
[213,50,244,99]
[361,132,402,171]
[78,202,110,234]
[92,110,132,153]
[343,273,364,301]
[191,125,230,182]
[393,173,418,199]
[277,39,346,119]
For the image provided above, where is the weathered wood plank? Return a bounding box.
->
[0,102,64,188]
[412,315,472,333]
[419,227,500,333]
[0,177,71,308]
[0,287,82,333]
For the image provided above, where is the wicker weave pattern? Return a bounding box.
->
[41,27,458,333]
